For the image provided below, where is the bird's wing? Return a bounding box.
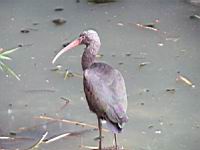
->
[84,62,128,128]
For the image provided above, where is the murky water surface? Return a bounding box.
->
[0,0,200,150]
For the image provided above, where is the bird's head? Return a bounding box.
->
[79,30,100,46]
[52,29,100,64]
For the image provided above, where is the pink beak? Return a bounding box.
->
[52,38,82,64]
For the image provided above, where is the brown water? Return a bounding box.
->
[0,0,200,150]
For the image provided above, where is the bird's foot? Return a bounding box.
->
[80,145,125,150]
[94,135,104,141]
[98,146,125,150]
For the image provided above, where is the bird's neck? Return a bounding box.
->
[81,43,100,71]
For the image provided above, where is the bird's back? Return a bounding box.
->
[83,62,128,133]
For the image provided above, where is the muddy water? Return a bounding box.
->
[0,0,200,150]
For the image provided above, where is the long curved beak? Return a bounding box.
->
[52,38,82,64]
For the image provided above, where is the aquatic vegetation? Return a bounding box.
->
[0,47,20,80]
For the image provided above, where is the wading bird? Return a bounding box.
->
[52,30,128,150]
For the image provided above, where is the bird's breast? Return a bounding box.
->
[83,75,107,117]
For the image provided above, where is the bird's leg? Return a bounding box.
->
[114,133,118,150]
[98,117,102,150]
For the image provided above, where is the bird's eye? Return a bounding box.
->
[79,34,86,41]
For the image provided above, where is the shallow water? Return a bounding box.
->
[0,0,200,150]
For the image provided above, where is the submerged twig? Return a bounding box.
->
[135,23,159,32]
[59,97,70,111]
[190,14,200,20]
[55,97,70,113]
[44,129,92,144]
[60,97,70,102]
[68,129,93,136]
[34,116,109,132]
[43,132,70,144]
[176,73,195,88]
[0,136,14,140]
[26,131,48,150]
[96,54,104,58]
[0,136,33,141]
[17,121,56,132]
[133,56,146,59]
[165,37,179,42]
[80,145,98,149]
[24,89,56,93]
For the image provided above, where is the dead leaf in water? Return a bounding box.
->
[118,62,124,65]
[20,29,30,33]
[52,18,66,25]
[88,0,116,4]
[20,28,38,33]
[54,7,64,12]
[125,53,131,57]
[139,62,151,69]
[166,88,176,94]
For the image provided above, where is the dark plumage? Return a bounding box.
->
[52,30,128,150]
[84,62,128,133]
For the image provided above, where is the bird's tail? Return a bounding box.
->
[106,114,128,134]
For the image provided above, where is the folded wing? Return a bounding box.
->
[84,62,128,133]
